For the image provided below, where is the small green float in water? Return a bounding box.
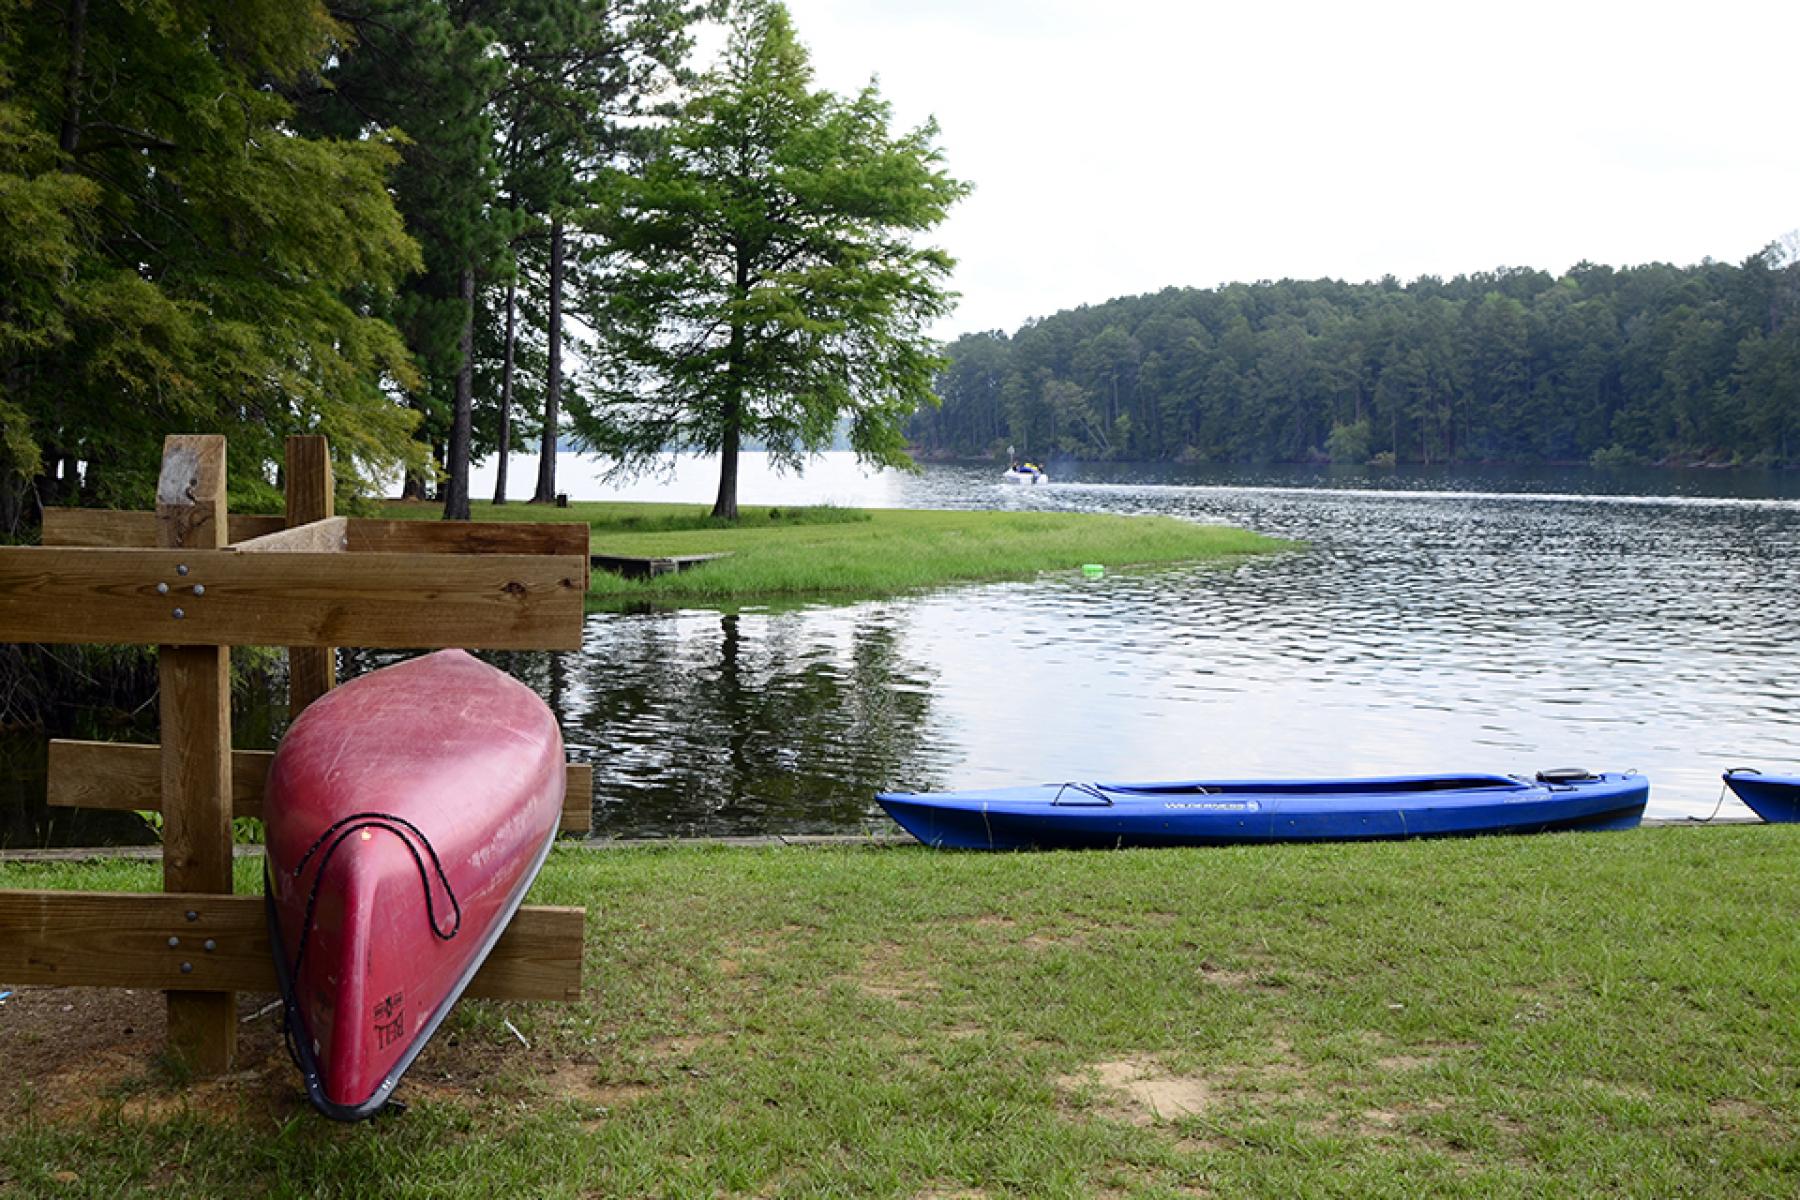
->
[1081,563,1105,579]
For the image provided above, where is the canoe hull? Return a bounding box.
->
[1722,771,1800,823]
[877,772,1648,850]
[265,649,564,1120]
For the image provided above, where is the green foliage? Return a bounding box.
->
[577,0,969,518]
[0,0,426,528]
[303,0,700,516]
[1325,418,1373,464]
[922,247,1800,468]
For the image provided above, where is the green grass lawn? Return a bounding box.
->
[385,500,1288,606]
[3,827,1797,1197]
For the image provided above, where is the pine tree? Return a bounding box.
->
[577,0,968,519]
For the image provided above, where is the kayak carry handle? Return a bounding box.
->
[1051,783,1113,806]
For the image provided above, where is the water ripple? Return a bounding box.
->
[456,457,1800,831]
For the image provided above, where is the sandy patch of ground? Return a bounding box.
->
[1059,1056,1212,1125]
[853,941,939,1007]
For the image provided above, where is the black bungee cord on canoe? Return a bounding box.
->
[287,810,464,977]
[273,812,463,1079]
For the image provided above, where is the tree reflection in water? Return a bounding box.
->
[343,605,942,839]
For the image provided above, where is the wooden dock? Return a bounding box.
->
[590,551,733,580]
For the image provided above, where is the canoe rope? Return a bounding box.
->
[1689,776,1746,824]
[274,813,463,1080]
[287,812,464,984]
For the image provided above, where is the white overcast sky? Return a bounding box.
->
[761,0,1800,339]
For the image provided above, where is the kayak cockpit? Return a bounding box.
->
[1081,774,1534,800]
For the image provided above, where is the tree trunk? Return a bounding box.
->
[493,275,517,504]
[531,216,564,504]
[712,390,741,521]
[60,0,88,155]
[711,283,748,520]
[442,264,475,520]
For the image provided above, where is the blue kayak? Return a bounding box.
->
[1722,770,1800,822]
[876,770,1648,850]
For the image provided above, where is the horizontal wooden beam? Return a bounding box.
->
[43,508,589,567]
[0,890,585,1003]
[47,739,594,835]
[43,508,285,548]
[342,518,590,561]
[230,516,348,554]
[0,547,586,649]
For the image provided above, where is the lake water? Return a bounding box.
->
[457,451,1800,835]
[7,453,1796,849]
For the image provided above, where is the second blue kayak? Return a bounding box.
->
[876,770,1648,850]
[1721,770,1800,822]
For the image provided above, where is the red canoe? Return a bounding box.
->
[264,649,565,1120]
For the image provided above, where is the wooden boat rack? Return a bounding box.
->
[0,435,591,1073]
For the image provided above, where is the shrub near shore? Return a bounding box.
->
[2,827,1796,1196]
[388,500,1289,605]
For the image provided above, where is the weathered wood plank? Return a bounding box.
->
[283,437,338,716]
[38,511,588,563]
[231,516,348,554]
[562,763,593,833]
[48,740,595,835]
[156,434,237,1073]
[47,740,267,815]
[42,508,285,548]
[0,548,587,649]
[345,519,591,591]
[343,517,589,560]
[284,436,334,530]
[0,892,585,1002]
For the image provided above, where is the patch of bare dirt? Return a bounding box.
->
[1349,1098,1450,1137]
[1194,959,1258,988]
[1582,1077,1656,1104]
[0,985,304,1124]
[0,984,648,1126]
[1059,1057,1212,1125]
[853,942,939,1007]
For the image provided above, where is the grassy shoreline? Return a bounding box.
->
[384,500,1290,606]
[3,827,1797,1197]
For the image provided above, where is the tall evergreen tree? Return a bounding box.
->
[305,0,508,520]
[0,0,422,531]
[483,0,696,505]
[577,0,968,519]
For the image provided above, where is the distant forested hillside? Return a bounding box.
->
[917,248,1800,467]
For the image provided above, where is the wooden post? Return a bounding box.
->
[284,436,336,717]
[156,435,236,1072]
[3,431,592,1088]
